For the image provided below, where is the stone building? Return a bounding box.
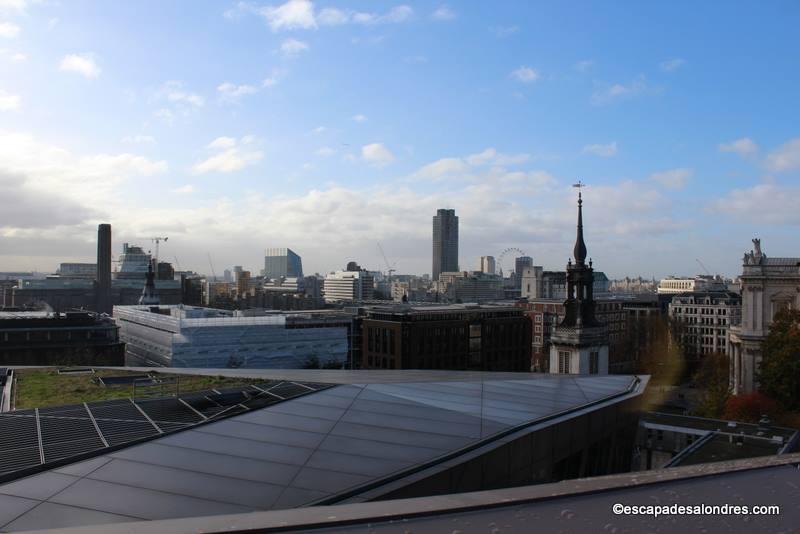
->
[729,239,800,394]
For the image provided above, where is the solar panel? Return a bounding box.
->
[0,380,331,481]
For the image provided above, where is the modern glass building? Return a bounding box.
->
[432,209,458,281]
[264,248,303,279]
[115,305,349,368]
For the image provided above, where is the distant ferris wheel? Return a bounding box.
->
[497,247,528,277]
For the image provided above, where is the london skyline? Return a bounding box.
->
[1,0,799,278]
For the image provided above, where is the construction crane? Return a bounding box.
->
[207,253,217,281]
[136,236,169,264]
[696,258,712,276]
[377,242,397,281]
[173,256,182,272]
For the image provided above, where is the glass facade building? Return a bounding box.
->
[264,248,303,279]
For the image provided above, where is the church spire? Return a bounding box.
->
[139,259,160,306]
[573,183,587,265]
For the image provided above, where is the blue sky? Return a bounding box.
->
[1,0,799,278]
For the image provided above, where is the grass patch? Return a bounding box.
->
[13,368,261,410]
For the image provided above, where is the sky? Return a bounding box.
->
[1,0,799,279]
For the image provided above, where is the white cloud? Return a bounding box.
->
[250,1,413,29]
[315,146,335,157]
[0,0,28,13]
[0,90,20,111]
[404,55,427,64]
[650,168,692,190]
[0,48,26,62]
[217,82,258,100]
[466,148,497,166]
[764,138,800,172]
[362,143,395,165]
[172,184,195,194]
[660,58,685,72]
[318,7,349,25]
[0,21,20,38]
[59,53,100,78]
[311,126,326,134]
[352,114,368,122]
[718,137,758,158]
[592,77,647,105]
[511,66,538,83]
[575,59,593,72]
[121,135,156,145]
[431,5,455,20]
[280,37,309,56]
[582,142,617,157]
[259,0,316,31]
[489,25,518,37]
[416,157,469,179]
[262,69,284,87]
[161,81,204,107]
[193,136,263,174]
[707,183,800,224]
[154,108,174,124]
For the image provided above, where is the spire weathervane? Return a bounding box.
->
[572,180,587,265]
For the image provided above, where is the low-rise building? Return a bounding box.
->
[115,305,351,369]
[521,266,610,300]
[0,311,124,366]
[436,271,504,303]
[360,304,531,371]
[657,275,727,295]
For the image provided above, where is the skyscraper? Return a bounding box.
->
[264,248,303,279]
[95,224,112,314]
[432,209,458,281]
[514,256,533,289]
[480,256,496,275]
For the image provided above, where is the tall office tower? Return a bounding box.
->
[264,248,304,279]
[432,209,459,281]
[480,256,496,275]
[95,224,112,314]
[515,256,533,288]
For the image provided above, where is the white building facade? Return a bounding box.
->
[668,291,741,358]
[729,239,800,394]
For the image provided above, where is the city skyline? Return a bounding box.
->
[1,1,799,277]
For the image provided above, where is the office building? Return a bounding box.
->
[657,275,727,295]
[57,263,97,279]
[264,248,303,279]
[115,305,350,368]
[521,266,610,300]
[729,239,800,394]
[360,303,531,371]
[432,209,458,280]
[549,190,609,375]
[0,310,124,366]
[514,256,533,288]
[669,290,741,360]
[436,271,504,303]
[323,269,374,303]
[479,255,496,275]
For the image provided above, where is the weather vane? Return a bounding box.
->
[572,180,585,200]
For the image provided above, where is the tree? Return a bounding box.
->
[693,351,730,418]
[759,308,800,410]
[723,391,783,423]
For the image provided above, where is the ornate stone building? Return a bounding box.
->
[729,239,800,394]
[549,188,609,374]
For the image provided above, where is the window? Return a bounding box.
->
[589,351,599,374]
[558,351,570,373]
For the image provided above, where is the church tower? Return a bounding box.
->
[549,185,609,374]
[138,260,160,306]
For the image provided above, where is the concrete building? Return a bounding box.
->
[57,263,97,279]
[432,209,458,281]
[115,305,350,368]
[323,269,375,303]
[521,266,610,300]
[436,271,504,303]
[729,239,800,394]
[514,256,533,289]
[549,190,609,375]
[360,304,531,371]
[264,248,303,279]
[657,275,727,295]
[479,255,496,275]
[0,310,124,366]
[669,290,741,360]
